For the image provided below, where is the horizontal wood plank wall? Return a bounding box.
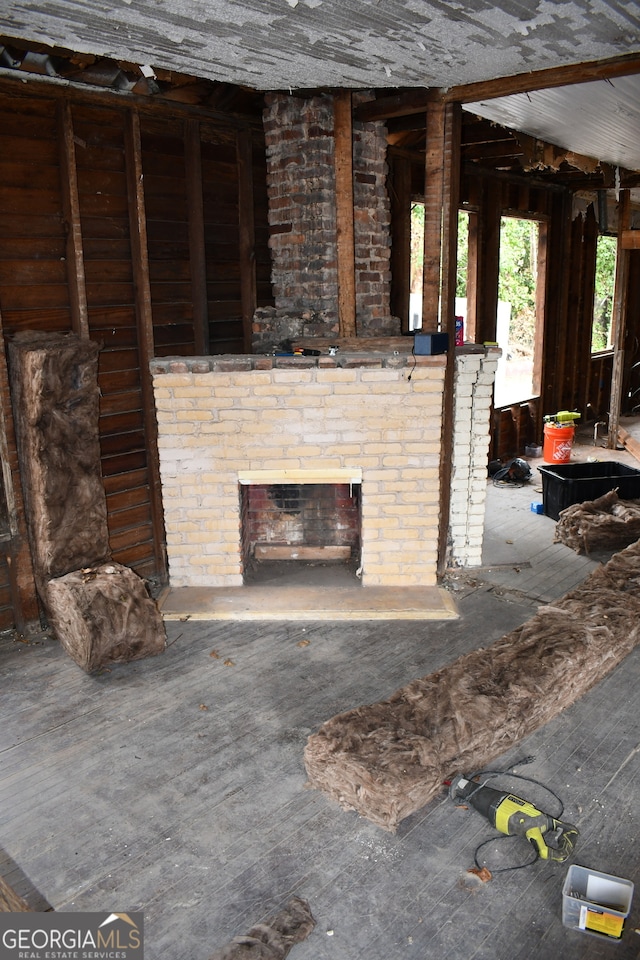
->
[71,103,156,578]
[0,86,271,627]
[201,132,244,352]
[0,94,69,333]
[0,93,70,630]
[141,117,196,358]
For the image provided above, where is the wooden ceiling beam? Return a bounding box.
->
[462,141,523,161]
[355,52,640,121]
[354,87,440,122]
[0,61,263,128]
[442,52,640,103]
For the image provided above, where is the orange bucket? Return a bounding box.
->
[543,422,574,463]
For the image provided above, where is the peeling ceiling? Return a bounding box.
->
[1,0,640,175]
[2,0,639,92]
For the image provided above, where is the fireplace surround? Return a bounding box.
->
[150,346,498,590]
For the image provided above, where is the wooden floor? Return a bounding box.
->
[2,436,640,959]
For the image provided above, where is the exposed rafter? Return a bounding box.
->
[355,52,640,123]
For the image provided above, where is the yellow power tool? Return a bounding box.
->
[450,774,579,862]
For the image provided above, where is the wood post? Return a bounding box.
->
[474,178,501,344]
[237,127,258,354]
[539,190,571,421]
[422,103,445,328]
[185,119,209,356]
[334,91,357,338]
[389,153,412,332]
[422,101,462,576]
[621,229,640,250]
[608,189,632,448]
[57,101,89,339]
[124,111,167,578]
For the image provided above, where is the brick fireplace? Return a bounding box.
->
[150,347,498,590]
[150,93,499,593]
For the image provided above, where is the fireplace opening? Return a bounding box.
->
[239,481,362,586]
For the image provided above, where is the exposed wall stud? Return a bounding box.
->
[334,91,357,338]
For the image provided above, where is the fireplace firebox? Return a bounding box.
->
[239,480,362,582]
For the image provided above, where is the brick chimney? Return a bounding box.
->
[255,92,399,350]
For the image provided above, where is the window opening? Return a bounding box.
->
[409,202,424,330]
[409,204,469,331]
[591,234,617,353]
[494,216,541,407]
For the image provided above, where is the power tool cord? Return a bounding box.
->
[473,834,540,874]
[407,342,417,381]
[458,756,567,875]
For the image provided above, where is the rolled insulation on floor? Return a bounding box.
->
[304,539,640,831]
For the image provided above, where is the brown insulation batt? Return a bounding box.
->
[209,897,315,960]
[0,877,29,912]
[44,562,166,673]
[304,539,640,832]
[554,489,640,554]
[8,330,109,581]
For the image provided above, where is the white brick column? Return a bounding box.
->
[449,348,500,567]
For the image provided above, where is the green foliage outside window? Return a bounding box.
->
[498,217,539,358]
[456,210,469,297]
[592,234,617,352]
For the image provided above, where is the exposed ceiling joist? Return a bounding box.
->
[355,52,640,122]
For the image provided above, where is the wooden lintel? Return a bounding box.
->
[334,91,357,338]
[124,111,167,579]
[236,127,258,354]
[185,120,209,355]
[621,229,640,251]
[57,101,89,339]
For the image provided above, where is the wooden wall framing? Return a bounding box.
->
[390,140,640,463]
[0,82,271,631]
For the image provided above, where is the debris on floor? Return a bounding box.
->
[554,489,640,554]
[209,896,315,960]
[466,866,492,883]
[0,876,30,912]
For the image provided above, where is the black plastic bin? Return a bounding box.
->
[538,460,640,521]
